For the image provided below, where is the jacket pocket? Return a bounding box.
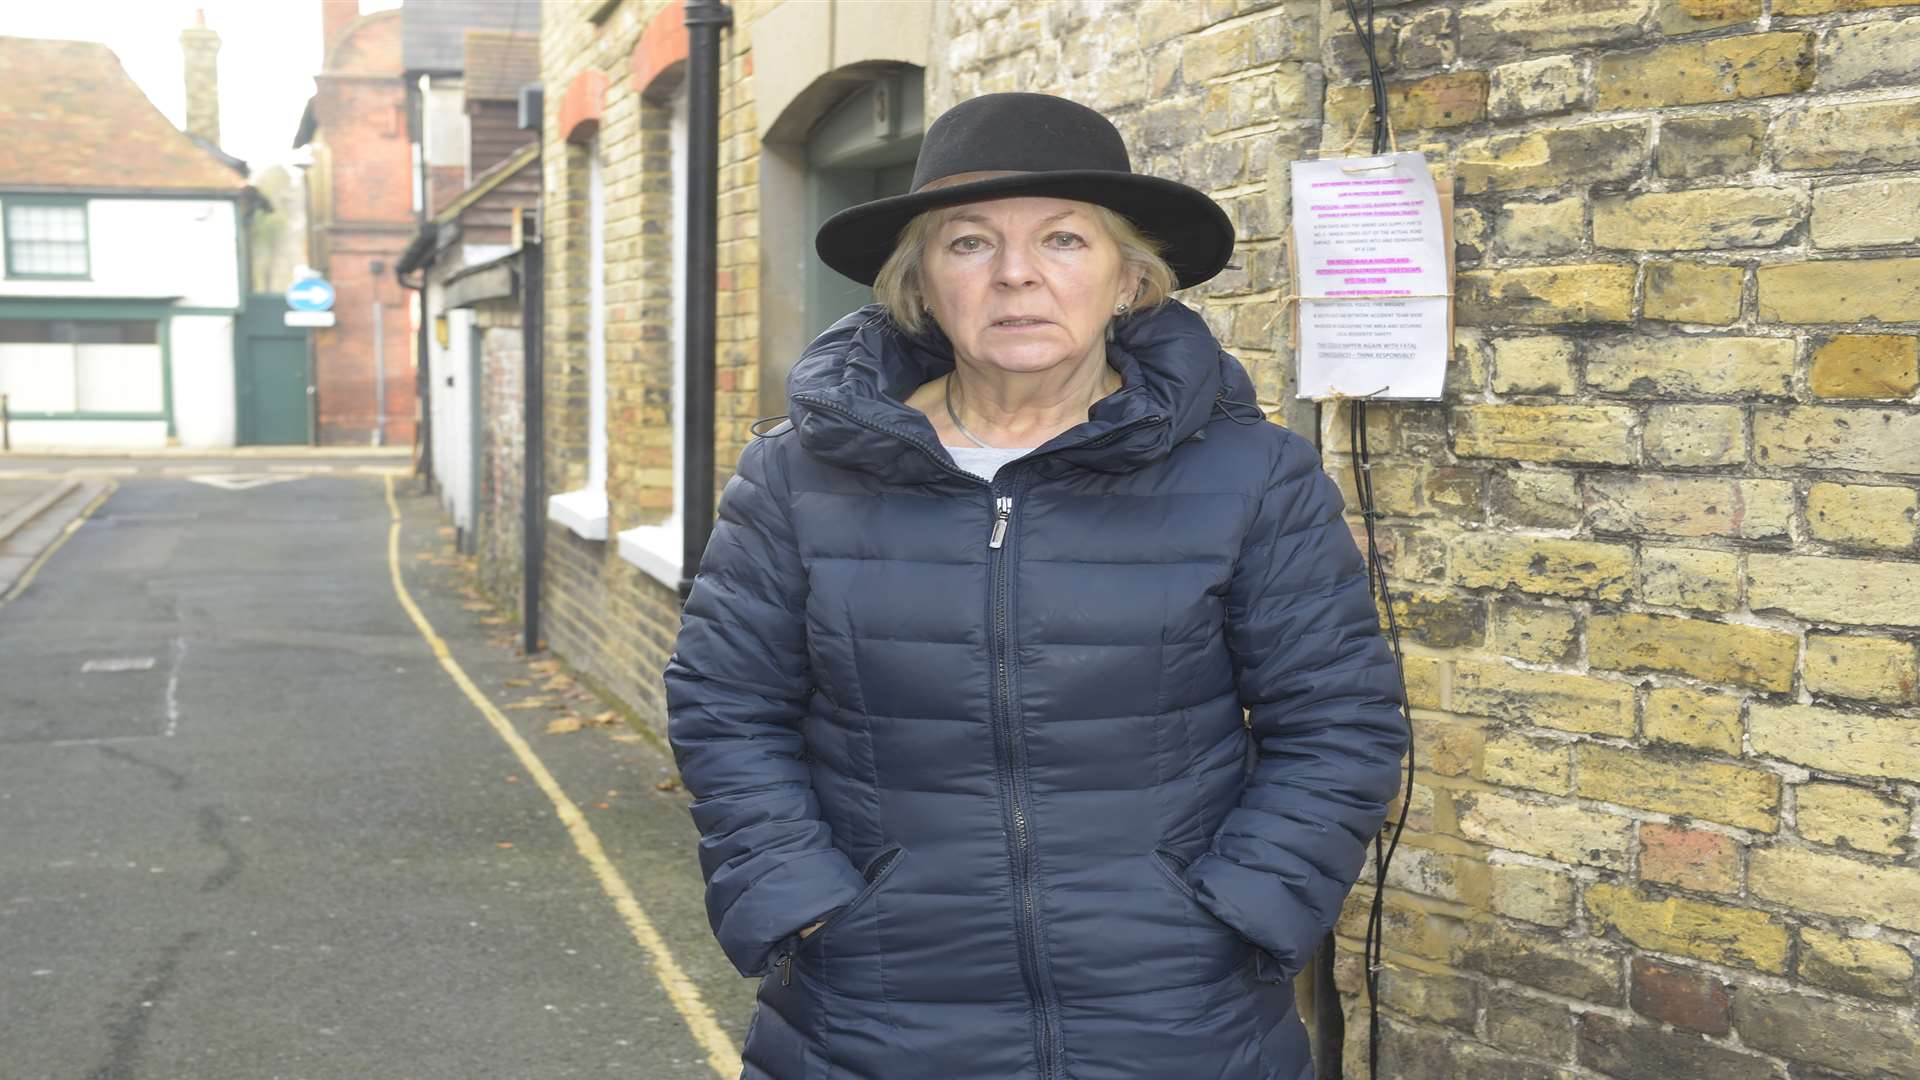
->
[1155,846,1255,943]
[797,843,907,956]
[1151,846,1201,900]
[1157,848,1296,986]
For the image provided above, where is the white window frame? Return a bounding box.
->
[4,200,91,279]
[618,87,690,590]
[548,136,610,541]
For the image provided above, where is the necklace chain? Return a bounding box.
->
[944,371,1116,450]
[945,375,992,448]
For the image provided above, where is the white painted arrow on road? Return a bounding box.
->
[183,474,305,490]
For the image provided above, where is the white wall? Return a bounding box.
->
[425,285,473,534]
[0,197,241,309]
[7,419,168,449]
[422,78,471,169]
[170,314,236,448]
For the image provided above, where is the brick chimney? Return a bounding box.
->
[179,9,221,147]
[321,0,360,66]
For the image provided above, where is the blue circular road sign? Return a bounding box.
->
[286,277,336,312]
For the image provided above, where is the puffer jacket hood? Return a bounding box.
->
[785,300,1253,481]
[667,301,1407,1080]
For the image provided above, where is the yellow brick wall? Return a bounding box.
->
[534,0,748,726]
[714,2,765,484]
[940,0,1920,1075]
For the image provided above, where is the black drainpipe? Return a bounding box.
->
[679,0,731,601]
[406,77,433,484]
[521,221,545,655]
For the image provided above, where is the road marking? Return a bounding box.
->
[164,637,188,737]
[184,474,303,490]
[381,475,741,1077]
[0,482,115,608]
[82,657,157,673]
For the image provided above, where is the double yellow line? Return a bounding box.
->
[383,475,740,1077]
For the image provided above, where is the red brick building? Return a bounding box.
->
[293,1,416,446]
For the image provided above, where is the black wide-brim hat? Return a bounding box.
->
[815,92,1236,290]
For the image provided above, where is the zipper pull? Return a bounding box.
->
[777,951,793,986]
[988,496,1014,549]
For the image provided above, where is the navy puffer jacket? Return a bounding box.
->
[666,301,1407,1080]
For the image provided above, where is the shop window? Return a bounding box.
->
[0,318,163,415]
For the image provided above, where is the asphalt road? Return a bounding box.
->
[0,459,755,1079]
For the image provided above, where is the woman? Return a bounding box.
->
[665,92,1406,1080]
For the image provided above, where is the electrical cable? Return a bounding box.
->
[1336,2,1416,1078]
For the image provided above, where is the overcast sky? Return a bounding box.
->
[1,0,404,175]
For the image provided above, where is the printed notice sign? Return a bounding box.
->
[1289,151,1450,400]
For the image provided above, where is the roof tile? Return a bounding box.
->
[0,36,246,193]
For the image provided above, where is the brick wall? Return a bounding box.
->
[310,11,418,446]
[714,7,761,488]
[943,1,1920,1076]
[534,0,738,726]
[475,302,525,613]
[606,87,679,530]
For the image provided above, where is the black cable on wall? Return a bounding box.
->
[1336,3,1417,1078]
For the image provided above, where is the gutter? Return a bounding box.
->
[395,224,434,482]
[678,0,732,601]
[521,224,544,655]
[406,76,433,482]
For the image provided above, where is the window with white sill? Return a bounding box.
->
[548,136,610,541]
[617,86,689,590]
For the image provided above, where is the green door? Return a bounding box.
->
[236,294,311,445]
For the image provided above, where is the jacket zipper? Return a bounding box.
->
[986,477,1059,1080]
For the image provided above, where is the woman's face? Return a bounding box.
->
[920,196,1138,378]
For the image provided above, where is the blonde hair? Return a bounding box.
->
[873,202,1177,337]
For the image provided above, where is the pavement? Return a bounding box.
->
[0,455,757,1079]
[1,476,110,601]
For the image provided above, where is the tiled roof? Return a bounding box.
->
[402,0,538,74]
[463,30,541,102]
[0,36,246,193]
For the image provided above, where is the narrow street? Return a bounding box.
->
[0,457,754,1079]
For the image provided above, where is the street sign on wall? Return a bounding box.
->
[286,276,335,312]
[284,310,336,327]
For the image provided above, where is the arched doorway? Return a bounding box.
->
[802,72,924,340]
[759,63,925,416]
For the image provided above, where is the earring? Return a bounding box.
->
[1115,302,1130,315]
